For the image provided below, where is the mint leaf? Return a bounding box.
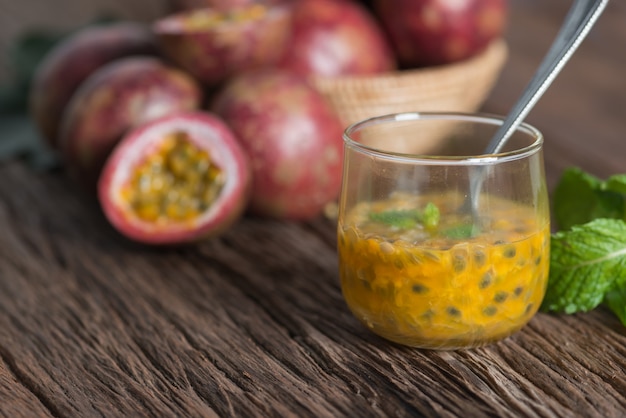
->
[541,218,626,314]
[368,202,440,230]
[369,209,421,229]
[422,202,440,230]
[441,223,479,239]
[604,286,626,326]
[0,16,120,114]
[604,173,626,194]
[553,167,624,230]
[0,115,58,170]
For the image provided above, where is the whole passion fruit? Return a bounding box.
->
[60,56,202,188]
[168,0,276,12]
[30,22,157,149]
[275,0,396,77]
[153,3,291,86]
[99,111,250,245]
[212,69,344,220]
[372,0,507,67]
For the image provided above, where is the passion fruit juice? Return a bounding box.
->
[338,192,550,349]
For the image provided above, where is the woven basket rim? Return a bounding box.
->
[311,39,508,87]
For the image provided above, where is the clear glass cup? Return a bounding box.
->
[337,112,550,350]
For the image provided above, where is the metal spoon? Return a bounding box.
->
[467,0,609,214]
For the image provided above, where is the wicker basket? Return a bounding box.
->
[311,39,508,128]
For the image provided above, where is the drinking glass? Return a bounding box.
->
[337,112,550,350]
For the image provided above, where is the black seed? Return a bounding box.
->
[479,272,493,289]
[423,251,440,262]
[535,256,542,265]
[412,283,428,294]
[483,306,497,316]
[525,303,534,315]
[453,255,467,273]
[514,286,524,297]
[473,250,486,267]
[421,309,435,320]
[406,252,422,264]
[446,306,462,317]
[494,239,505,245]
[503,246,517,258]
[494,291,508,303]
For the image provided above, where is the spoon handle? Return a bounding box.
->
[485,0,609,155]
[465,0,609,217]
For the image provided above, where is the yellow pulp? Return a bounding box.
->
[121,131,224,224]
[338,192,550,349]
[183,5,268,29]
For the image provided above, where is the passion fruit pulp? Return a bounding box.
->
[98,111,250,245]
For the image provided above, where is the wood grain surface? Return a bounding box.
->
[2,1,626,417]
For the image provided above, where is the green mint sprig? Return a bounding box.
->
[542,167,626,326]
[441,223,481,240]
[368,202,440,231]
[553,167,626,230]
[542,218,626,314]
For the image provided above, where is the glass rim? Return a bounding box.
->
[343,112,544,165]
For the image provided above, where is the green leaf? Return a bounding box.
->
[368,202,440,230]
[422,202,440,230]
[553,167,625,230]
[604,286,626,327]
[369,209,422,229]
[604,174,626,194]
[441,223,480,239]
[0,115,58,170]
[0,30,66,114]
[541,218,626,314]
[0,16,121,114]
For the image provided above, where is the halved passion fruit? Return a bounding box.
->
[153,3,291,86]
[98,111,250,245]
[60,56,202,189]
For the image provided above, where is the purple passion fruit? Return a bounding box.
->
[168,0,272,12]
[30,22,157,149]
[98,111,250,245]
[212,69,344,220]
[275,0,396,77]
[60,56,201,188]
[372,0,507,68]
[153,3,291,86]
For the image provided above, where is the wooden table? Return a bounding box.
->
[2,1,626,416]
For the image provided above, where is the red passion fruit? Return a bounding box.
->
[60,56,202,188]
[275,0,396,77]
[98,111,250,245]
[372,0,508,67]
[30,22,157,149]
[153,3,291,86]
[211,69,344,220]
[168,0,279,12]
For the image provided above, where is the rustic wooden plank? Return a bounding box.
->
[0,156,625,418]
[0,358,53,418]
[1,1,626,417]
